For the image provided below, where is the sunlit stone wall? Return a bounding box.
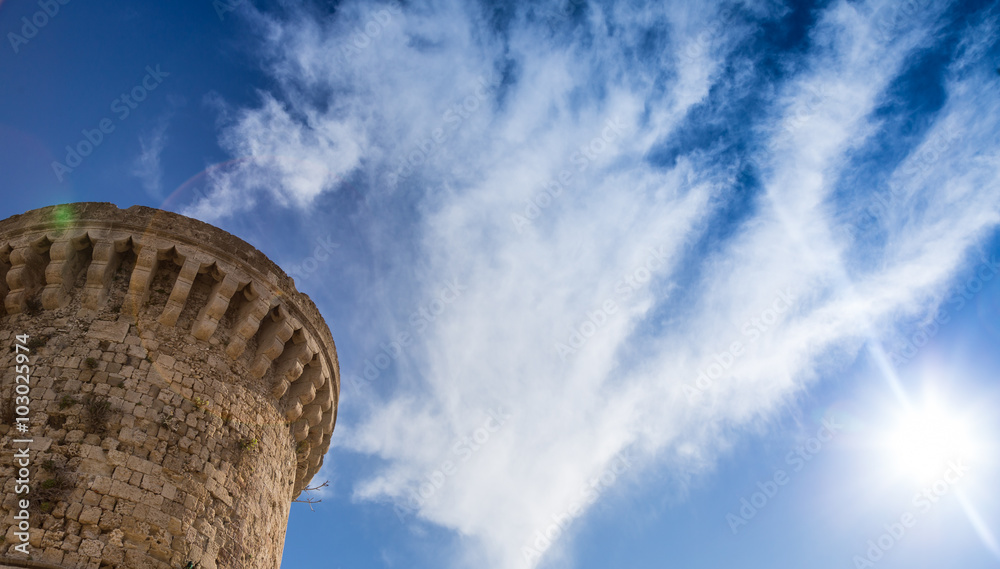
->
[0,203,339,569]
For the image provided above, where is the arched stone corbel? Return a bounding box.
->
[41,232,92,309]
[292,417,310,442]
[158,252,211,327]
[270,331,315,398]
[192,268,242,340]
[281,361,323,422]
[225,283,274,359]
[250,306,295,379]
[83,234,132,310]
[4,235,52,314]
[0,243,12,317]
[122,239,170,317]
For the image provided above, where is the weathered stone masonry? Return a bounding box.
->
[0,203,339,569]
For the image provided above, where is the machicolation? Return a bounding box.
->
[0,203,340,569]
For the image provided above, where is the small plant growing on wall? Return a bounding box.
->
[236,436,262,470]
[83,395,113,434]
[47,414,67,429]
[292,480,330,511]
[23,297,42,315]
[59,395,78,409]
[26,335,49,350]
[85,357,99,369]
[193,396,210,410]
[33,459,74,514]
[160,416,177,432]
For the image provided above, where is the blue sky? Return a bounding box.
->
[3,0,1000,567]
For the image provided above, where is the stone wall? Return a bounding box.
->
[0,203,339,569]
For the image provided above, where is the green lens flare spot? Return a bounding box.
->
[51,204,75,228]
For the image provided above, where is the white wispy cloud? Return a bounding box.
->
[131,120,170,198]
[184,1,1000,568]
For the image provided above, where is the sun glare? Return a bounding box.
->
[882,402,980,484]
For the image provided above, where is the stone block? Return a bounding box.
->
[79,506,102,525]
[79,538,105,558]
[87,320,130,343]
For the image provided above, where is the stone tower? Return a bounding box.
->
[0,203,339,569]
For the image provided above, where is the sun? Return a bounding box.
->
[882,401,980,484]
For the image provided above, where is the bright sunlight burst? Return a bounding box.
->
[882,401,981,484]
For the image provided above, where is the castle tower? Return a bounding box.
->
[0,203,339,569]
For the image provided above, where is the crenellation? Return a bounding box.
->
[0,203,339,569]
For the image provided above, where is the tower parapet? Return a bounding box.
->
[0,203,339,569]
